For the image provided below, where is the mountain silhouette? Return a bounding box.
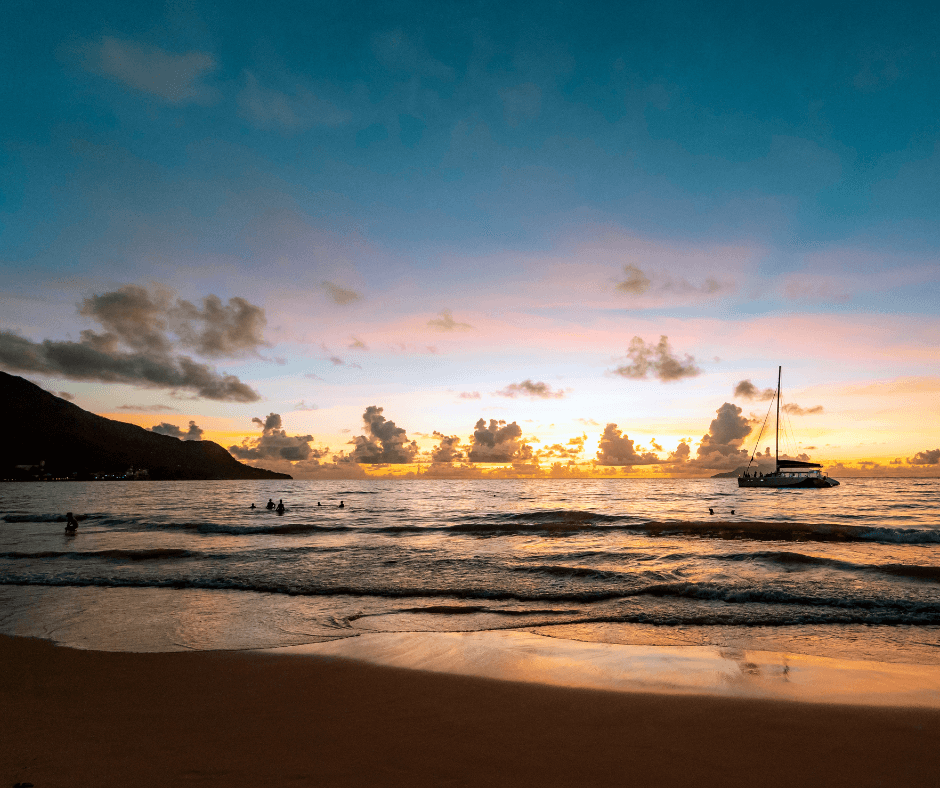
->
[1,372,290,481]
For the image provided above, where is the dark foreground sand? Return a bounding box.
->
[2,634,939,788]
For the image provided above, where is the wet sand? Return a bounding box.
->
[3,633,939,788]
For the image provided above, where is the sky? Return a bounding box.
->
[2,0,939,478]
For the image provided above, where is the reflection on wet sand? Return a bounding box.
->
[271,630,940,708]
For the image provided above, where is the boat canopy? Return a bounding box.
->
[777,459,822,469]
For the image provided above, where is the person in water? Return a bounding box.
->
[266,499,275,510]
[276,499,285,514]
[65,512,79,531]
[708,508,714,515]
[339,501,344,508]
[250,503,256,509]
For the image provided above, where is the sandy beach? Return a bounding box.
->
[3,633,939,788]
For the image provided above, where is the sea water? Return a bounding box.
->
[1,478,938,663]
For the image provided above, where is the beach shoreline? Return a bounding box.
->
[3,632,940,788]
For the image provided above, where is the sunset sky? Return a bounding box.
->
[2,0,939,477]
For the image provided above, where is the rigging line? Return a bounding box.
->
[746,391,776,471]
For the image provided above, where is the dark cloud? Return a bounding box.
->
[468,418,532,463]
[494,379,565,399]
[430,432,465,462]
[615,264,651,294]
[0,285,263,402]
[347,406,419,463]
[595,424,660,466]
[458,391,481,399]
[168,295,267,358]
[0,330,259,401]
[117,403,177,412]
[693,402,753,470]
[734,379,776,400]
[58,391,74,401]
[228,412,319,462]
[428,309,472,331]
[667,441,691,463]
[537,434,586,461]
[908,448,940,465]
[782,403,824,415]
[151,420,203,440]
[615,265,727,297]
[320,281,362,305]
[611,336,700,382]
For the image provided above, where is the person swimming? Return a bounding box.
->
[250,503,256,509]
[339,501,344,508]
[266,499,275,510]
[65,512,79,531]
[276,499,285,514]
[317,502,321,506]
[708,508,714,515]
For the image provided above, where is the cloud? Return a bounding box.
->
[468,419,532,463]
[493,380,565,399]
[430,432,465,462]
[167,295,268,358]
[458,391,481,400]
[611,336,701,382]
[347,406,419,463]
[150,420,203,440]
[237,70,349,130]
[0,331,259,402]
[294,400,318,411]
[595,424,660,466]
[320,281,362,305]
[0,285,262,402]
[782,403,824,415]
[58,391,74,401]
[692,402,753,470]
[428,309,472,331]
[81,37,217,104]
[348,336,367,350]
[537,435,586,461]
[908,448,940,465]
[228,413,320,462]
[577,418,600,426]
[117,404,177,412]
[615,264,651,294]
[734,379,776,400]
[614,264,727,297]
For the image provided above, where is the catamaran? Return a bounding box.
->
[738,366,839,488]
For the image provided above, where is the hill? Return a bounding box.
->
[1,372,291,481]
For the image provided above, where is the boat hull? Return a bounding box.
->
[738,475,839,488]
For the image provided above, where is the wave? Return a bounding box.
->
[3,574,937,616]
[0,548,197,561]
[9,507,939,545]
[722,551,940,583]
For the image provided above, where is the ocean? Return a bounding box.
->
[1,478,938,663]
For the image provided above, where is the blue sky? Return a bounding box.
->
[2,0,939,476]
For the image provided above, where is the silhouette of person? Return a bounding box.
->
[339,501,344,509]
[708,508,714,515]
[266,499,275,510]
[250,503,256,509]
[730,509,735,515]
[317,502,321,506]
[276,499,285,514]
[65,512,79,532]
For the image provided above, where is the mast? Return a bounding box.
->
[775,365,781,474]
